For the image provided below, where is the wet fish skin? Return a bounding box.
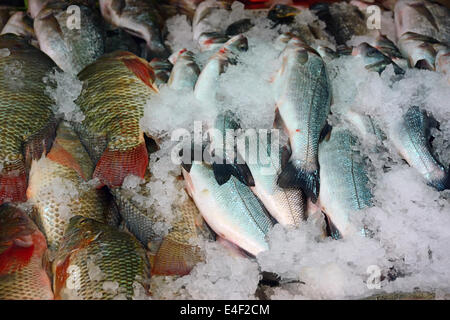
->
[26,122,112,252]
[149,57,172,87]
[74,51,158,188]
[183,162,274,256]
[394,0,450,45]
[151,196,214,276]
[318,128,373,238]
[34,4,105,73]
[0,34,57,205]
[397,32,439,70]
[192,0,231,43]
[236,132,306,227]
[0,204,54,300]
[99,0,169,59]
[1,11,36,42]
[311,2,367,46]
[226,18,254,36]
[198,31,229,52]
[53,215,151,300]
[275,38,331,202]
[390,106,449,191]
[168,49,200,91]
[353,42,405,75]
[435,46,450,76]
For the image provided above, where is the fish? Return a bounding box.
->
[274,38,331,202]
[53,215,151,300]
[390,106,449,191]
[26,122,115,252]
[226,18,254,36]
[149,57,173,88]
[0,204,54,300]
[267,4,300,26]
[27,0,48,19]
[311,2,368,46]
[168,48,200,91]
[394,0,450,44]
[318,128,373,239]
[99,0,169,59]
[1,12,36,44]
[182,161,274,256]
[194,35,252,186]
[0,34,57,205]
[151,196,214,276]
[397,32,441,70]
[34,3,105,73]
[74,51,158,188]
[109,170,159,247]
[198,31,229,52]
[192,0,231,43]
[374,33,404,61]
[236,131,306,227]
[352,42,405,75]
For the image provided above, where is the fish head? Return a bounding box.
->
[223,34,248,55]
[0,205,46,276]
[268,4,300,25]
[398,32,437,70]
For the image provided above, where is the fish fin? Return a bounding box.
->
[93,142,148,188]
[120,53,158,92]
[277,162,320,202]
[151,238,201,276]
[323,212,341,240]
[212,163,255,186]
[24,118,57,167]
[0,240,34,276]
[212,163,232,185]
[0,163,27,205]
[319,123,332,143]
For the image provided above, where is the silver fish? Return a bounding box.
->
[236,131,306,227]
[394,0,450,44]
[34,4,105,73]
[352,42,405,75]
[182,161,274,256]
[318,128,373,238]
[192,0,230,44]
[99,0,169,59]
[168,49,200,91]
[390,106,449,191]
[397,32,441,70]
[274,38,331,202]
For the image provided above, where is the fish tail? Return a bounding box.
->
[212,163,255,186]
[93,142,148,188]
[277,161,320,202]
[24,118,57,166]
[0,164,27,205]
[151,238,202,276]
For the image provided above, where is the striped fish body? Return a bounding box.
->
[0,34,57,205]
[75,51,158,188]
[318,128,373,238]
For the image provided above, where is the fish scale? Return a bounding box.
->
[27,122,113,252]
[0,204,54,300]
[390,106,449,191]
[275,38,331,202]
[0,34,57,205]
[53,216,150,300]
[318,128,373,238]
[75,51,158,187]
